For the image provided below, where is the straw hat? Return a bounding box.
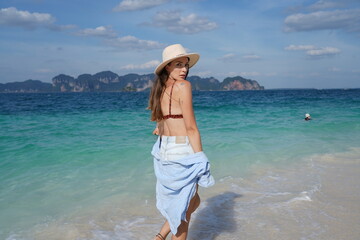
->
[154,44,200,75]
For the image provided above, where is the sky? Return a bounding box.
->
[0,0,359,89]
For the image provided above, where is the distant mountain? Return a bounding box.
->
[0,80,53,93]
[187,76,221,91]
[50,71,155,92]
[0,71,264,93]
[220,76,264,90]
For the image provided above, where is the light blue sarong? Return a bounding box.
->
[151,137,215,235]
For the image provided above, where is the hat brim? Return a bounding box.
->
[154,53,200,75]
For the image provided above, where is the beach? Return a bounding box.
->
[1,89,359,239]
[4,148,359,240]
[189,147,360,240]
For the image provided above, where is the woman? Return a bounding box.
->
[148,44,214,240]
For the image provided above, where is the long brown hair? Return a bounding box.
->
[148,68,168,121]
[148,58,190,122]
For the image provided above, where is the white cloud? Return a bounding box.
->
[105,35,163,50]
[121,60,160,70]
[77,26,117,38]
[48,24,76,31]
[218,53,237,62]
[0,7,55,29]
[285,44,341,58]
[227,72,237,77]
[309,0,343,11]
[193,71,213,77]
[0,7,75,31]
[145,11,217,34]
[243,54,261,60]
[285,45,316,50]
[240,71,261,77]
[306,47,340,56]
[308,1,343,11]
[113,0,169,12]
[219,53,261,62]
[328,67,341,72]
[284,9,360,32]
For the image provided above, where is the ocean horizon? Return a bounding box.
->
[1,89,359,239]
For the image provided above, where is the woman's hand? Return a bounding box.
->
[153,127,159,135]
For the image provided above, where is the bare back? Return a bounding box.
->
[160,81,187,136]
[158,79,202,153]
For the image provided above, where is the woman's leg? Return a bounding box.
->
[186,192,201,221]
[171,191,201,240]
[154,220,171,240]
[155,140,200,240]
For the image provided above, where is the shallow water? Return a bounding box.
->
[1,89,359,239]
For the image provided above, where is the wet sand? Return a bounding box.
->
[9,148,360,240]
[189,148,360,240]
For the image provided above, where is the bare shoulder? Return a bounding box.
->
[175,80,192,91]
[174,80,192,102]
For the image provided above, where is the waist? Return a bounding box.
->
[160,135,189,144]
[157,135,194,160]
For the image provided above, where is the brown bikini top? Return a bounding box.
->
[162,81,183,120]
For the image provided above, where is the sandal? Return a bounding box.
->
[156,233,165,240]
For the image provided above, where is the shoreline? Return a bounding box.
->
[189,147,360,240]
[6,147,360,240]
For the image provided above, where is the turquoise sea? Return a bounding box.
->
[1,89,360,239]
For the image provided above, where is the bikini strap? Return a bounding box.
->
[168,80,176,115]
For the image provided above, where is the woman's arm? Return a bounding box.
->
[178,81,202,152]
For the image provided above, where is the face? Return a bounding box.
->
[165,57,189,81]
